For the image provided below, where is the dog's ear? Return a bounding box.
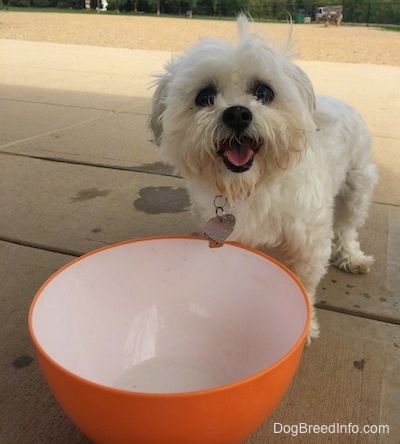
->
[148,76,170,146]
[283,60,316,114]
[235,13,315,114]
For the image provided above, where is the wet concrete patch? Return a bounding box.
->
[136,162,175,176]
[70,187,111,202]
[353,359,365,371]
[13,355,33,369]
[134,186,190,214]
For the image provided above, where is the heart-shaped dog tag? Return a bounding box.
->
[204,213,236,248]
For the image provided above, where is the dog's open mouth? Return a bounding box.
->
[217,136,260,173]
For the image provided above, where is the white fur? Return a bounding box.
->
[148,15,378,342]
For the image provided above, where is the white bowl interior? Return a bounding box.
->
[31,238,308,394]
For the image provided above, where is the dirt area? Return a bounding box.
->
[1,11,400,65]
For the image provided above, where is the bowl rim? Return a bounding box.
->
[28,235,311,398]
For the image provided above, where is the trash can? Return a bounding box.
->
[295,10,305,24]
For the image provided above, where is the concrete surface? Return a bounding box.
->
[1,38,399,443]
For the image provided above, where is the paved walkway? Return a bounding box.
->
[1,39,399,443]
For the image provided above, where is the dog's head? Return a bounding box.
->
[148,15,316,203]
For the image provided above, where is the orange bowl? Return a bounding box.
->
[29,236,310,444]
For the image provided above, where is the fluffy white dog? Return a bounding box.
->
[148,15,378,342]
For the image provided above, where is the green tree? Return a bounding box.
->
[8,0,30,6]
[343,0,400,24]
[148,0,161,14]
[32,0,50,6]
[248,0,288,20]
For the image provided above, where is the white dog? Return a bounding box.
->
[148,15,378,342]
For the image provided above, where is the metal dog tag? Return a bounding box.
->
[204,213,236,248]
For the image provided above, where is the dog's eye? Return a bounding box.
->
[195,87,216,107]
[253,83,274,104]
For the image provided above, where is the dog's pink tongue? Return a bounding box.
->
[224,144,254,166]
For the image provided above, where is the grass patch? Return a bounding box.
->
[2,8,400,30]
[1,6,87,13]
[377,24,400,32]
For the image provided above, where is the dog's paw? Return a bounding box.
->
[306,315,320,346]
[332,252,374,274]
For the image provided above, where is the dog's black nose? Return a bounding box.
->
[222,106,252,131]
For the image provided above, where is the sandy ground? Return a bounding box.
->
[1,11,400,65]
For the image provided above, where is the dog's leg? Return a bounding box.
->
[331,164,377,274]
[292,261,326,345]
[281,232,332,345]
